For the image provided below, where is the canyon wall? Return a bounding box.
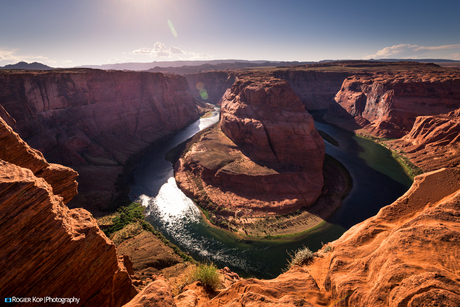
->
[0,69,206,211]
[0,117,136,306]
[184,71,236,103]
[177,167,460,306]
[175,76,325,218]
[334,71,460,138]
[273,69,352,110]
[386,108,460,172]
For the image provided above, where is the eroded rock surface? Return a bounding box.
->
[322,167,460,306]
[334,71,460,138]
[386,108,460,172]
[175,76,325,218]
[170,167,460,306]
[0,118,136,307]
[0,69,206,210]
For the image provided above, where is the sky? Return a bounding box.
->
[1,0,460,67]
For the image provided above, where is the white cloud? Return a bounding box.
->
[170,46,185,54]
[133,47,152,55]
[132,41,212,60]
[366,44,460,60]
[451,53,460,60]
[188,51,213,60]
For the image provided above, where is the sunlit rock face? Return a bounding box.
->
[175,76,325,216]
[0,69,204,210]
[201,167,460,306]
[386,108,460,172]
[334,71,460,138]
[0,117,137,307]
[220,77,325,171]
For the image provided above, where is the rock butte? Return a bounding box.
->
[175,76,325,218]
[0,117,136,306]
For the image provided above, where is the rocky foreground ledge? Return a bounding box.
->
[0,117,137,306]
[126,166,460,307]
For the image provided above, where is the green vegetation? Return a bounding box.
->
[104,202,144,235]
[287,246,315,269]
[102,202,195,263]
[192,263,221,290]
[355,133,423,179]
[391,151,423,179]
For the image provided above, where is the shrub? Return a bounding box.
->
[287,246,315,269]
[193,263,221,290]
[104,202,144,236]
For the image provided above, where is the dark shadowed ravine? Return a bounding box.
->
[128,107,412,279]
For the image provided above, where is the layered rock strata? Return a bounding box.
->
[273,69,352,110]
[178,167,460,306]
[386,108,460,172]
[0,69,206,210]
[0,118,136,306]
[334,71,460,138]
[175,77,325,217]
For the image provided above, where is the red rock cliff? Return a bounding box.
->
[0,69,205,210]
[0,117,136,307]
[220,77,325,171]
[175,76,325,217]
[334,71,460,138]
[386,108,460,172]
[181,167,460,306]
[273,69,352,110]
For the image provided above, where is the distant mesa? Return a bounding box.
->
[0,61,54,70]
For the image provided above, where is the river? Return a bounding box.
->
[128,107,412,279]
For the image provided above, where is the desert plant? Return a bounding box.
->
[287,246,315,269]
[104,202,144,236]
[193,263,221,290]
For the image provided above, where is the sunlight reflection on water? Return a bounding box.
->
[143,177,201,220]
[129,107,411,278]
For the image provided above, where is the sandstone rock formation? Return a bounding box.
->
[220,77,325,170]
[172,167,460,306]
[322,167,460,306]
[0,117,137,306]
[185,72,236,103]
[334,71,460,138]
[175,76,325,219]
[386,108,460,172]
[0,69,206,210]
[123,277,176,307]
[0,117,78,203]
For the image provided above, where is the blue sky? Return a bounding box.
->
[1,0,459,67]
